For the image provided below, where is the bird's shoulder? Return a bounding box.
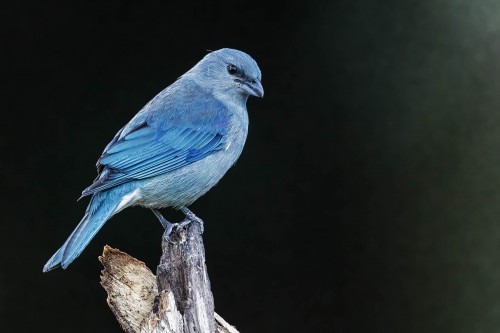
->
[121,79,232,138]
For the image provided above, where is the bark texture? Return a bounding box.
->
[100,222,239,333]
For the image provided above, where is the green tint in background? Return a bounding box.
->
[316,1,500,331]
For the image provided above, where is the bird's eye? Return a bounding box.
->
[227,64,238,75]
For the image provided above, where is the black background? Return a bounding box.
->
[3,1,500,332]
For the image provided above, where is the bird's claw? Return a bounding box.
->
[180,207,204,234]
[162,222,179,244]
[155,207,204,244]
[162,217,204,244]
[176,215,204,234]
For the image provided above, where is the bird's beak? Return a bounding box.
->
[238,78,264,98]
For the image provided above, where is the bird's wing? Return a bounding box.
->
[82,95,231,196]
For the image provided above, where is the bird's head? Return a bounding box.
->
[188,48,264,100]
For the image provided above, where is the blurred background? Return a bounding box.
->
[3,0,500,332]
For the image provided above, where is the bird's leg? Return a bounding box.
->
[178,206,204,234]
[151,209,177,242]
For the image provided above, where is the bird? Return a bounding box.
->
[43,48,263,272]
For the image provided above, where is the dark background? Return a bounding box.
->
[3,1,500,332]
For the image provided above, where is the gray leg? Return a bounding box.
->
[178,206,204,233]
[151,209,177,242]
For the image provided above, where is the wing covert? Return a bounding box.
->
[82,97,231,197]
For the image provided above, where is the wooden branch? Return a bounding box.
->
[100,222,239,333]
[99,246,158,333]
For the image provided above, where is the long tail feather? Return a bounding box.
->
[43,190,128,272]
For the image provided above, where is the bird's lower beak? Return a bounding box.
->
[239,79,264,98]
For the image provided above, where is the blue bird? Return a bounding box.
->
[43,48,263,272]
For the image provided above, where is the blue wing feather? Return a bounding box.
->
[82,86,231,196]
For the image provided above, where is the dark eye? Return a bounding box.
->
[227,64,238,75]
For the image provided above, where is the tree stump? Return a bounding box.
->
[100,222,239,333]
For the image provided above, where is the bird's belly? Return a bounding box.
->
[136,131,246,209]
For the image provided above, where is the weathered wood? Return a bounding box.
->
[100,246,158,333]
[156,222,215,333]
[100,222,239,333]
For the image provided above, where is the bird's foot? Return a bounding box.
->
[162,222,179,244]
[179,206,204,234]
[152,209,178,243]
[151,207,204,243]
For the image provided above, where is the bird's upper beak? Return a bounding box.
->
[238,78,264,98]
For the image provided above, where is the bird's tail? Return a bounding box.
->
[43,189,129,272]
